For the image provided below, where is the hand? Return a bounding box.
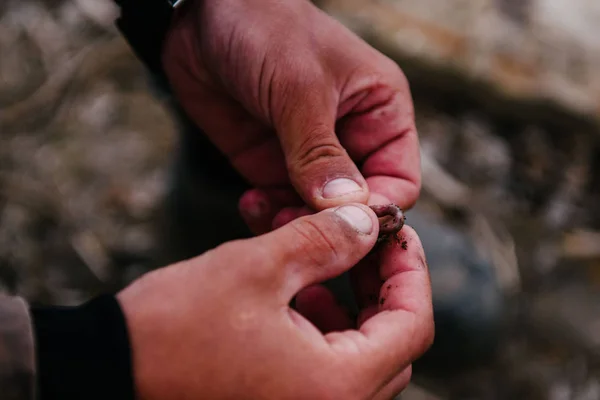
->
[117,204,433,400]
[162,0,420,234]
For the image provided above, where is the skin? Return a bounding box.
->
[117,0,431,398]
[162,0,421,236]
[117,205,434,400]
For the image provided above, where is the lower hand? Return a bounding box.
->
[117,204,433,399]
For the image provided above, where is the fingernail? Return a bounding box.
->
[322,178,363,199]
[335,205,373,234]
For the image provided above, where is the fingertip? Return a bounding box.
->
[239,189,269,218]
[238,189,275,235]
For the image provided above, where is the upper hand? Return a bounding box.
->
[162,0,421,234]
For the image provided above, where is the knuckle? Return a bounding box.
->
[289,218,340,268]
[291,130,347,170]
[277,54,324,87]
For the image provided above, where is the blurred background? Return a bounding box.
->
[1,0,600,398]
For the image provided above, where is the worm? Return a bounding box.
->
[369,204,406,237]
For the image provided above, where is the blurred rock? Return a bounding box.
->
[317,0,600,126]
[407,207,506,374]
[528,280,600,359]
[452,114,511,189]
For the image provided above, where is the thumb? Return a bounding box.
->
[256,203,379,301]
[274,82,369,210]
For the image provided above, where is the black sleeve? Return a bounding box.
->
[31,295,135,400]
[113,0,252,186]
[113,0,175,86]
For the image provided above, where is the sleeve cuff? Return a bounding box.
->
[114,0,174,81]
[31,294,134,400]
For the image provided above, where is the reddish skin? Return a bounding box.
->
[156,0,429,397]
[118,205,434,400]
[162,0,421,237]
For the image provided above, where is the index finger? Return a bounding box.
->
[326,226,433,389]
[338,82,421,210]
[362,226,433,372]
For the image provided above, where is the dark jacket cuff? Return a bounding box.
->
[31,295,134,400]
[114,0,174,84]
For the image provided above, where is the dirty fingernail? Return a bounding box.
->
[322,178,363,199]
[335,205,373,234]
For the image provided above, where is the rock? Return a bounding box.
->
[528,279,600,358]
[317,0,600,127]
[452,114,511,189]
[407,208,506,374]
